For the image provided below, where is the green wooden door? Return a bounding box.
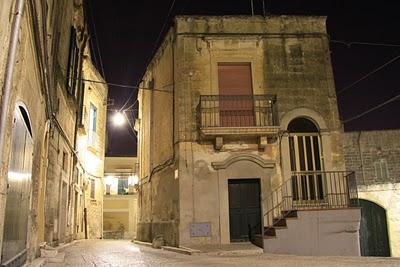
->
[228,179,261,241]
[359,199,390,257]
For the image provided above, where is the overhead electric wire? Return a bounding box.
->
[343,93,400,124]
[87,0,106,79]
[337,55,400,95]
[79,77,172,93]
[330,39,400,48]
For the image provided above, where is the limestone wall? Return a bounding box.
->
[138,15,346,247]
[344,130,400,256]
[0,1,48,262]
[357,183,400,257]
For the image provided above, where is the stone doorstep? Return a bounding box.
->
[161,246,200,255]
[132,240,153,247]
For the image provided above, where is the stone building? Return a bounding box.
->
[136,15,361,256]
[74,52,108,240]
[0,1,107,265]
[344,130,400,257]
[103,157,139,239]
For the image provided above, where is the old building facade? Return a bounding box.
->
[0,1,107,265]
[344,130,400,257]
[136,15,361,256]
[103,157,139,239]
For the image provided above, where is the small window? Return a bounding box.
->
[62,151,68,171]
[89,103,97,133]
[90,179,96,199]
[287,44,304,72]
[374,159,389,181]
[88,103,97,147]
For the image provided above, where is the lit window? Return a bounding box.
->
[88,103,97,147]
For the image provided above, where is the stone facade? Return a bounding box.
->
[0,1,107,265]
[103,157,138,240]
[137,15,359,254]
[344,130,400,256]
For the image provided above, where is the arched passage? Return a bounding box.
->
[1,104,34,265]
[359,199,390,257]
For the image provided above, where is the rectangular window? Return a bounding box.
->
[90,179,96,199]
[118,178,129,195]
[88,103,97,147]
[62,151,68,171]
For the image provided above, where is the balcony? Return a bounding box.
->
[198,94,279,147]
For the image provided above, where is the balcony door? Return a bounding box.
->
[218,63,254,127]
[288,118,325,203]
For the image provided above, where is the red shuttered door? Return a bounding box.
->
[218,63,254,127]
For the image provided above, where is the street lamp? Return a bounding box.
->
[113,112,125,126]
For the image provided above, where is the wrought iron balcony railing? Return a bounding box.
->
[263,171,359,229]
[199,94,278,128]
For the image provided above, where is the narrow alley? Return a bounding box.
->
[43,240,400,267]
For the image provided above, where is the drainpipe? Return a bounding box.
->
[0,0,25,176]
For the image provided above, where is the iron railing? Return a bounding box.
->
[199,94,277,128]
[264,171,358,228]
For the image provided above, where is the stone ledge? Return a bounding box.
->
[200,126,280,138]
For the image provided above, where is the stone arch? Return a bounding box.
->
[280,107,328,131]
[211,154,275,170]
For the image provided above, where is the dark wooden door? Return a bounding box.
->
[228,179,261,241]
[218,63,254,127]
[359,199,390,257]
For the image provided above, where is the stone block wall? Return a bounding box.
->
[344,130,400,185]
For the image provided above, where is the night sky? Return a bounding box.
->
[87,0,400,156]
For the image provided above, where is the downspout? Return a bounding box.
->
[0,0,25,178]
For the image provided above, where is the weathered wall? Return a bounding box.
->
[0,1,48,262]
[344,130,400,185]
[174,16,345,246]
[344,130,400,256]
[44,0,85,246]
[138,15,349,248]
[103,195,138,239]
[77,54,108,239]
[137,31,179,245]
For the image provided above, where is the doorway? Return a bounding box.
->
[228,179,261,241]
[359,199,390,257]
[1,105,33,266]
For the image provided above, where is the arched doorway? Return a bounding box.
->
[288,117,324,202]
[1,104,33,266]
[359,199,390,257]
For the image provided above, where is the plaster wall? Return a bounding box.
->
[264,209,361,256]
[103,195,138,239]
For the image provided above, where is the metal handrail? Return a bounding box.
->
[263,170,358,229]
[199,94,278,128]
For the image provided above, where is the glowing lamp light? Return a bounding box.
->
[128,175,139,185]
[105,175,115,186]
[113,112,125,126]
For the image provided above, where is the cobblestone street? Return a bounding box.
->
[43,240,400,267]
